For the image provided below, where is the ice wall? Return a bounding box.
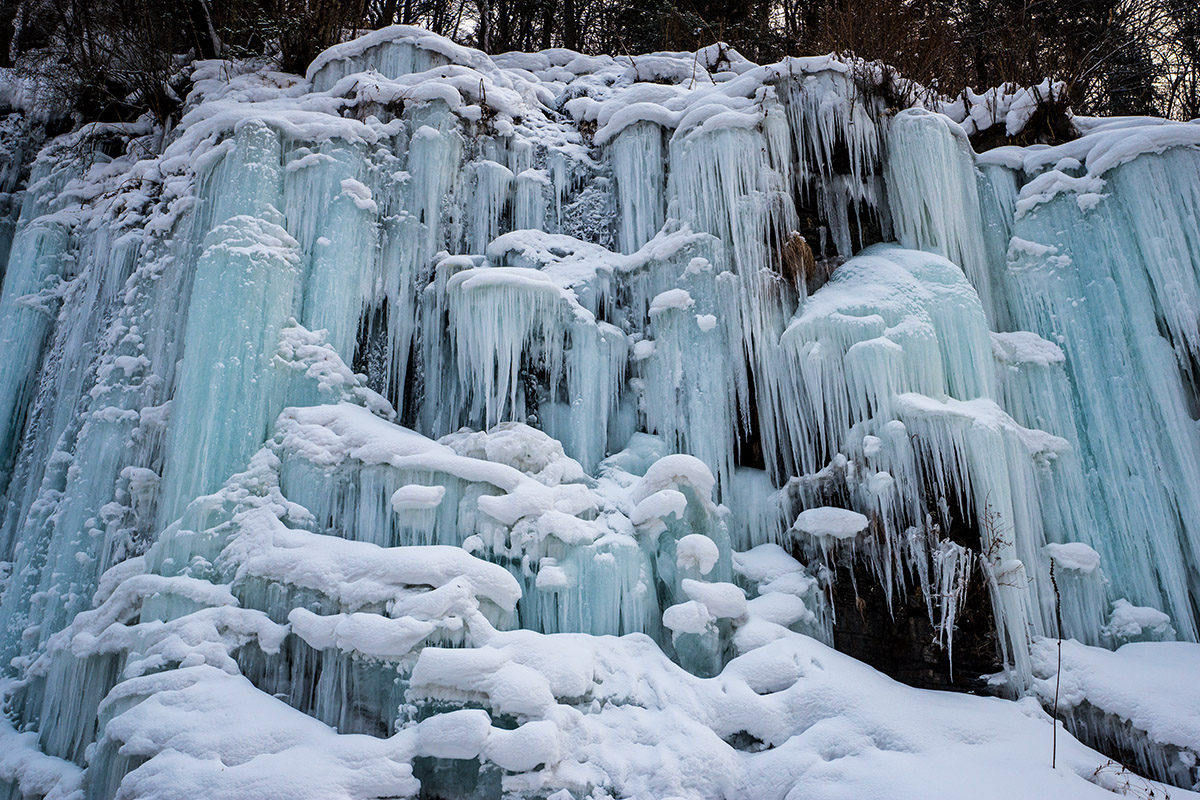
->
[1,25,1199,800]
[887,110,1200,645]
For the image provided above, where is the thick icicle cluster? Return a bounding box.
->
[1,24,1199,800]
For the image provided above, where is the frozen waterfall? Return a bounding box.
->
[1,25,1200,800]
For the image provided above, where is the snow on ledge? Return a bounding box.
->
[1032,638,1200,756]
[792,507,869,540]
[1045,542,1101,574]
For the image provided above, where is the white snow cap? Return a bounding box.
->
[1045,542,1101,573]
[792,507,869,540]
[676,534,720,575]
[663,600,711,635]
[649,288,695,314]
[391,484,447,511]
[682,579,747,619]
[1104,599,1173,641]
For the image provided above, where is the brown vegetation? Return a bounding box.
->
[2,0,1197,127]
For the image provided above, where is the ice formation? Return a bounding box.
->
[1,24,1200,800]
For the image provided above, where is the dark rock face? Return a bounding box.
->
[782,472,1004,694]
[829,558,1002,693]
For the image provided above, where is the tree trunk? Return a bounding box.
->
[564,0,577,50]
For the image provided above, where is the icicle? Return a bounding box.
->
[612,122,666,254]
[465,160,514,254]
[777,67,887,256]
[445,267,568,427]
[884,109,1000,324]
[513,169,550,231]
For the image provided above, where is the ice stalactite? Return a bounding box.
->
[638,266,741,492]
[1000,154,1200,642]
[885,109,1001,326]
[156,210,301,527]
[293,151,379,362]
[0,121,208,677]
[667,122,795,481]
[612,122,667,254]
[776,66,889,257]
[0,116,45,286]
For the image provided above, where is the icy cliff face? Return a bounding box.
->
[1,25,1200,800]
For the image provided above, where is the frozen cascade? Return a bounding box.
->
[0,24,1199,800]
[886,109,1200,646]
[611,122,666,254]
[885,109,1001,326]
[774,245,1085,679]
[0,154,73,497]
